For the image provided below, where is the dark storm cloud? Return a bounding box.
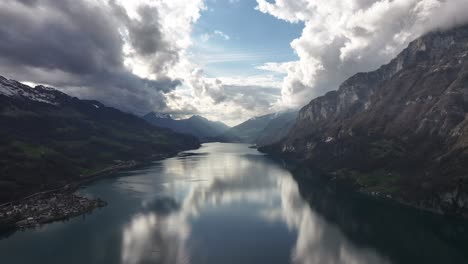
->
[16,0,39,6]
[0,0,123,75]
[0,0,181,114]
[110,1,179,74]
[129,7,165,56]
[126,5,167,56]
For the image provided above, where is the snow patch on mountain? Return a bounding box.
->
[0,76,59,105]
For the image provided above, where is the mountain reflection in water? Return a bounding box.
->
[1,143,467,264]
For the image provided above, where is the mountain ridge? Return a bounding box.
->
[0,76,200,202]
[143,112,230,141]
[260,25,468,216]
[218,110,298,145]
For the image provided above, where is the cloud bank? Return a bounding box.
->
[256,0,468,108]
[2,0,467,124]
[0,0,282,124]
[0,0,203,114]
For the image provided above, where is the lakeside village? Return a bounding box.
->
[0,160,152,231]
[0,190,106,230]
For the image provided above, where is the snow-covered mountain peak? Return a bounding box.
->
[0,76,59,105]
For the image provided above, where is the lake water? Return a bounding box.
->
[1,143,468,264]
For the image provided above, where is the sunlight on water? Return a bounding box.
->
[118,143,389,264]
[1,143,467,264]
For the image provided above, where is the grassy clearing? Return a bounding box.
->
[352,169,401,194]
[334,168,401,195]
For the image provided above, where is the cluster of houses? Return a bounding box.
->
[0,192,106,229]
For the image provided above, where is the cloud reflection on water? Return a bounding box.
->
[120,143,390,264]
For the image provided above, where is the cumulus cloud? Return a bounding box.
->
[8,0,463,124]
[166,70,282,125]
[224,85,281,111]
[0,0,203,114]
[189,68,226,104]
[0,0,279,123]
[256,0,468,108]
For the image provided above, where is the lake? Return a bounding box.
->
[1,143,467,264]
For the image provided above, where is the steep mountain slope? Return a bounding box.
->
[220,111,298,145]
[256,111,298,146]
[261,25,468,215]
[0,76,200,202]
[143,112,230,141]
[220,113,277,143]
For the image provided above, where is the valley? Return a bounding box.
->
[1,3,468,262]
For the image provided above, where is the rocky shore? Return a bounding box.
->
[0,191,107,230]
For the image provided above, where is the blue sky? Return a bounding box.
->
[190,0,303,78]
[5,0,464,126]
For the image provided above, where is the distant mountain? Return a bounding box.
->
[260,25,468,216]
[219,111,298,145]
[256,111,298,146]
[0,76,200,202]
[143,112,230,141]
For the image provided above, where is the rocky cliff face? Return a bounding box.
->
[264,25,468,216]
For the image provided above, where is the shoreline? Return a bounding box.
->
[0,191,106,231]
[0,146,200,232]
[262,153,468,220]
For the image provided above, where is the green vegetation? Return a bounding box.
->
[334,168,402,195]
[0,95,199,203]
[352,169,401,194]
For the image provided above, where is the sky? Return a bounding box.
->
[1,0,468,126]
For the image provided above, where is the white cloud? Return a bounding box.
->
[116,0,206,80]
[215,74,283,89]
[5,0,468,125]
[214,30,230,40]
[165,70,282,126]
[200,30,231,42]
[257,61,296,75]
[94,0,271,123]
[256,0,468,108]
[190,50,291,65]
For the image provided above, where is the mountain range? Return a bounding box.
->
[0,76,199,202]
[3,24,468,217]
[260,25,468,216]
[217,110,298,146]
[143,112,230,141]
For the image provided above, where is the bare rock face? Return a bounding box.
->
[264,25,468,215]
